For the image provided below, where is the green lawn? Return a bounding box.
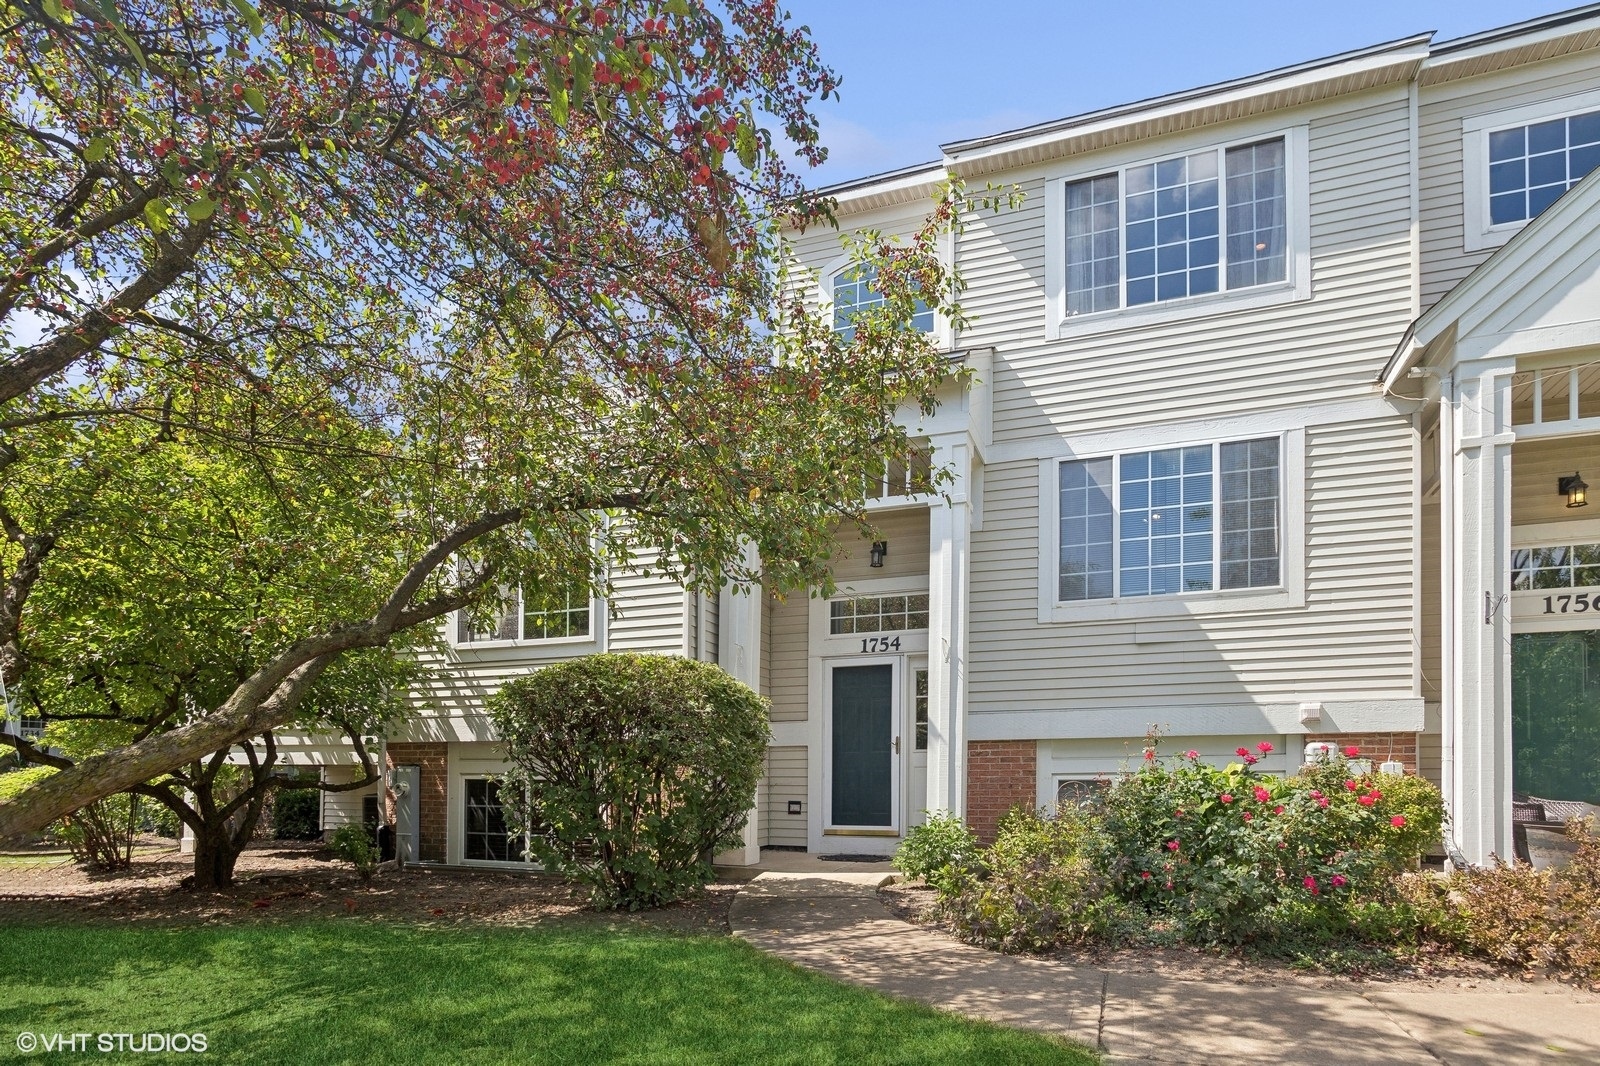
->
[0,922,1095,1065]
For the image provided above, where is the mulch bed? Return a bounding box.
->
[0,840,737,934]
[879,879,1531,990]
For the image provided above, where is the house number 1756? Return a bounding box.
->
[1543,594,1593,614]
[860,636,902,653]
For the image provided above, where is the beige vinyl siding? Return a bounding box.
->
[319,767,376,833]
[608,548,685,652]
[782,206,934,318]
[1513,435,1600,529]
[1418,50,1600,309]
[763,745,808,848]
[835,509,931,585]
[407,555,686,718]
[969,415,1416,715]
[956,91,1415,443]
[762,511,932,725]
[765,588,808,723]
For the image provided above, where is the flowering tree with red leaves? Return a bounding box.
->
[0,0,982,838]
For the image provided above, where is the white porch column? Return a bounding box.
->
[1448,364,1516,864]
[925,436,973,818]
[716,542,763,866]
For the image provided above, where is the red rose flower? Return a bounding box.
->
[1344,780,1359,792]
[1243,753,1259,765]
[1141,871,1152,880]
[1167,839,1181,851]
[1331,874,1347,888]
[1391,815,1406,828]
[1342,745,1361,757]
[1273,805,1285,815]
[1219,794,1234,804]
[1236,747,1251,757]
[1253,787,1271,803]
[1242,812,1253,822]
[1303,876,1319,893]
[1257,741,1274,754]
[1143,749,1156,761]
[1357,794,1376,807]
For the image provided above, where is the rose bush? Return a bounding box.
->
[1097,741,1445,943]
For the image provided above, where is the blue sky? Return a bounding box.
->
[785,0,1572,185]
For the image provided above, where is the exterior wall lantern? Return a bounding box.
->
[1559,472,1589,509]
[869,540,888,567]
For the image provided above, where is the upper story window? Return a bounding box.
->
[1064,138,1287,317]
[1057,437,1280,602]
[456,584,591,646]
[1488,109,1600,227]
[832,263,934,341]
[1465,93,1600,252]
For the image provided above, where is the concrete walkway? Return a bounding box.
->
[728,871,1600,1065]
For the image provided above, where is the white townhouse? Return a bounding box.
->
[284,6,1600,870]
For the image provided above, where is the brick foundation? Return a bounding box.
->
[385,742,448,862]
[966,740,1037,842]
[1304,732,1419,774]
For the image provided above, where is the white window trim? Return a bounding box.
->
[817,250,953,352]
[808,574,933,656]
[1036,427,1306,624]
[1462,87,1600,253]
[1044,124,1311,341]
[450,587,604,653]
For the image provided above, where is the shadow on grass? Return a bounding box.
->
[0,923,1095,1065]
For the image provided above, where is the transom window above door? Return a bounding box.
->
[1511,544,1600,590]
[1056,437,1281,602]
[829,593,930,634]
[1063,136,1288,317]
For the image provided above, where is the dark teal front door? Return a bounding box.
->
[831,664,895,827]
[1512,630,1600,804]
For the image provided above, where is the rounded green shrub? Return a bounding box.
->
[895,812,983,897]
[272,789,322,840]
[490,653,769,910]
[943,807,1132,953]
[329,823,379,882]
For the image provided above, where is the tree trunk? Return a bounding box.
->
[190,831,246,891]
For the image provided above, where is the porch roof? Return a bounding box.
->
[1381,166,1600,390]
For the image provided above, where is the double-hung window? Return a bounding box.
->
[456,584,592,645]
[1063,137,1288,317]
[832,263,934,341]
[1057,437,1281,603]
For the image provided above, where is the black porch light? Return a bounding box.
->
[1559,472,1589,509]
[869,541,888,568]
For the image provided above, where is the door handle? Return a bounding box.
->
[893,736,901,754]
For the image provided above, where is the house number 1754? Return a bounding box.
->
[860,636,902,653]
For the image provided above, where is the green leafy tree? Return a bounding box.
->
[0,0,998,839]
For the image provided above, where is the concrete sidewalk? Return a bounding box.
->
[728,872,1600,1065]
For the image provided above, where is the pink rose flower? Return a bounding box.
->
[1357,795,1376,807]
[1317,797,1330,808]
[1143,749,1156,761]
[1342,745,1361,758]
[1242,812,1253,822]
[1303,876,1319,894]
[1236,747,1251,757]
[1257,741,1274,754]
[1331,874,1347,888]
[1391,815,1406,828]
[1243,753,1259,765]
[1309,790,1323,800]
[1344,780,1359,792]
[1184,749,1200,760]
[1219,794,1234,804]
[1141,871,1152,880]
[1167,839,1181,851]
[1253,787,1271,803]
